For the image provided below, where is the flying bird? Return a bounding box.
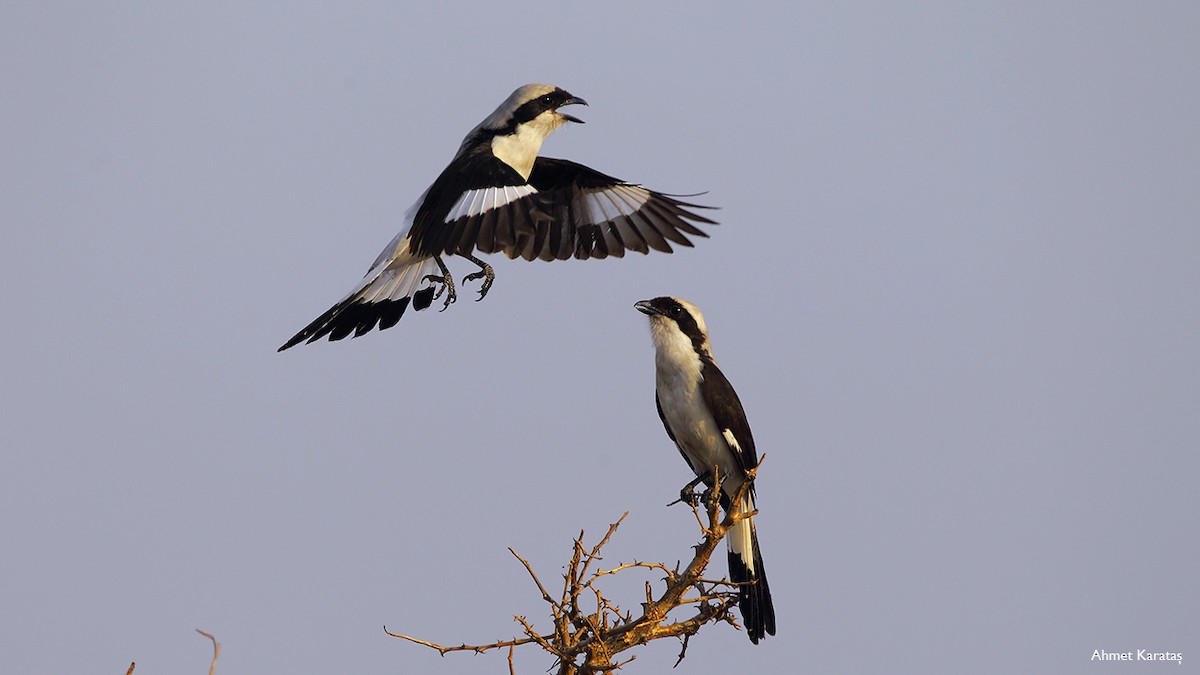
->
[279,84,716,351]
[635,296,776,644]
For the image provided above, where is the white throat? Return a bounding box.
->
[649,319,705,387]
[490,112,565,180]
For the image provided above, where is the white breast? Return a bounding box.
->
[652,330,743,492]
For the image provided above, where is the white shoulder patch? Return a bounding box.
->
[445,184,537,222]
[722,428,741,454]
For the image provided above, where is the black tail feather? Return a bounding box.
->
[727,529,776,644]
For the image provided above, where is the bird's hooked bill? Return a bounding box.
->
[558,96,588,124]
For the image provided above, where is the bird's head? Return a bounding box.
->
[635,296,713,362]
[468,84,588,178]
[479,83,588,133]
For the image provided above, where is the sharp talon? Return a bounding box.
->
[421,275,456,311]
[460,255,495,302]
[463,271,495,301]
[425,257,458,311]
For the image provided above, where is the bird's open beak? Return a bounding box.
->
[558,96,588,124]
[634,300,658,316]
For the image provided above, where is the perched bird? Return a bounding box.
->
[279,84,716,351]
[635,296,776,644]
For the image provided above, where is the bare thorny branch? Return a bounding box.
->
[386,460,765,673]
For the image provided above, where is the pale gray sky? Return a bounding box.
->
[2,2,1197,674]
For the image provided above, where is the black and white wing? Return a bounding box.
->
[698,361,759,482]
[409,154,717,262]
[520,158,717,261]
[404,149,536,258]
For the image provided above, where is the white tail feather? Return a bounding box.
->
[727,493,757,575]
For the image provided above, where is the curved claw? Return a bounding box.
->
[462,269,495,302]
[422,273,457,311]
[459,254,495,302]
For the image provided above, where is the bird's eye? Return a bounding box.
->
[669,306,683,317]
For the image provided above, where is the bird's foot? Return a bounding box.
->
[667,474,711,507]
[423,256,459,311]
[674,486,705,507]
[461,253,495,302]
[423,273,457,311]
[462,266,495,301]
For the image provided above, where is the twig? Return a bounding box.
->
[674,633,690,668]
[510,547,557,607]
[594,560,671,579]
[383,627,543,656]
[576,514,627,583]
[195,629,220,675]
